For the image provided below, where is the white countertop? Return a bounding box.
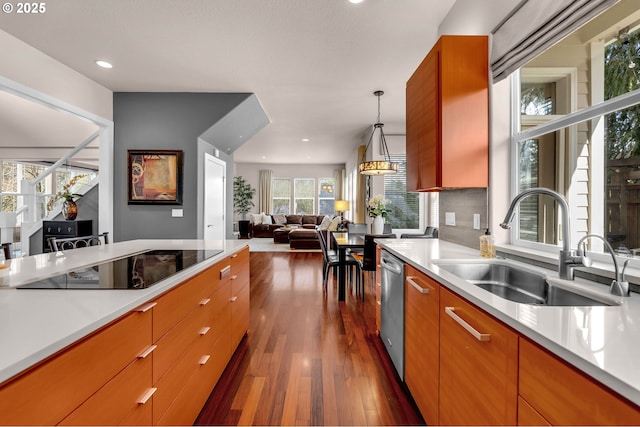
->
[0,239,248,385]
[377,239,640,406]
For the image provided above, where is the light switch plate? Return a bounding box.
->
[445,212,456,226]
[473,213,481,230]
[171,209,183,218]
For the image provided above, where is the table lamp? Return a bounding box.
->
[334,200,350,231]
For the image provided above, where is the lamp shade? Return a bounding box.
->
[334,200,350,211]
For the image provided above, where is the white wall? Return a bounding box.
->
[234,162,345,216]
[0,30,112,120]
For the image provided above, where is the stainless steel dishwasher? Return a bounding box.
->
[380,249,405,380]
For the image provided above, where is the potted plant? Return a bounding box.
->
[233,176,256,238]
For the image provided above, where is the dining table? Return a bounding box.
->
[330,231,365,301]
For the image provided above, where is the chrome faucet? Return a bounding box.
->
[500,188,583,280]
[577,234,631,297]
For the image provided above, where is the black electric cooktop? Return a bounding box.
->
[17,249,222,290]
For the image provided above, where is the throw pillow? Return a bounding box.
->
[262,213,273,225]
[328,216,342,231]
[318,215,333,230]
[250,213,262,225]
[273,214,287,225]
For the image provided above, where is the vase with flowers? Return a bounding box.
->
[47,175,86,220]
[368,194,390,234]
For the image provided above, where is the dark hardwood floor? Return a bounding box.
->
[195,251,424,426]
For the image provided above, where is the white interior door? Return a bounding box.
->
[204,153,226,241]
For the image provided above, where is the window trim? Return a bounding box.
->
[511,67,640,265]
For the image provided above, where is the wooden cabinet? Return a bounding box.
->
[404,265,439,425]
[0,306,152,426]
[439,287,518,425]
[406,35,489,191]
[42,220,93,252]
[0,246,250,426]
[519,337,640,425]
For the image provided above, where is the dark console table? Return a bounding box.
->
[42,220,93,253]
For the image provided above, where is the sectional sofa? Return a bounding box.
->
[248,214,327,238]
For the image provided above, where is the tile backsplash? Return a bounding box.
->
[439,188,488,249]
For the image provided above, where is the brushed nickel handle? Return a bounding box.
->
[199,355,211,365]
[231,253,239,258]
[199,298,211,306]
[220,265,231,279]
[445,307,491,342]
[137,387,157,405]
[137,345,157,359]
[231,274,238,280]
[407,276,430,294]
[230,296,238,302]
[136,302,157,313]
[199,326,211,336]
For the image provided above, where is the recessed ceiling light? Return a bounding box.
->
[94,60,113,69]
[302,138,310,142]
[349,0,364,3]
[261,156,267,159]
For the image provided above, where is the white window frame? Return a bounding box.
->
[272,177,291,215]
[318,177,335,216]
[293,178,315,214]
[510,66,640,266]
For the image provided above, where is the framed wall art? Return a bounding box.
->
[128,150,183,205]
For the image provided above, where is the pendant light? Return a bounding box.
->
[359,90,398,175]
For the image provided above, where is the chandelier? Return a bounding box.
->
[359,91,398,175]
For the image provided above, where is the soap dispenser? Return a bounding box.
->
[480,229,496,258]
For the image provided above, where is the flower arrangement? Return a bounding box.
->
[46,174,86,212]
[368,194,390,218]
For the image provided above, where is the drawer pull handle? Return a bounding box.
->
[445,307,491,342]
[376,301,381,306]
[407,276,430,294]
[230,274,238,280]
[220,265,231,279]
[199,326,211,336]
[199,355,211,365]
[137,387,157,405]
[199,298,211,306]
[230,296,238,302]
[136,302,157,313]
[137,345,157,359]
[231,253,238,258]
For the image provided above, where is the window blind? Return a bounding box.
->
[491,0,618,82]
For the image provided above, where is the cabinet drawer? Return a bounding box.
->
[519,338,640,425]
[517,396,550,426]
[230,281,250,350]
[153,266,217,342]
[153,319,220,424]
[59,354,153,426]
[439,287,518,425]
[156,333,228,426]
[153,301,211,383]
[0,308,152,426]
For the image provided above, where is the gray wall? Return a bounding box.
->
[113,92,252,241]
[438,188,488,249]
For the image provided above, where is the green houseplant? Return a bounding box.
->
[233,176,256,238]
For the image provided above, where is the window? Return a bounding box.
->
[512,3,640,258]
[318,178,335,216]
[294,178,315,214]
[384,154,420,229]
[272,178,290,214]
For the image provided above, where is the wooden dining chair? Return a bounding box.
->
[48,232,110,252]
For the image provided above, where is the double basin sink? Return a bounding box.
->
[433,259,619,307]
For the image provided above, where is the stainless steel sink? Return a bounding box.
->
[434,260,617,306]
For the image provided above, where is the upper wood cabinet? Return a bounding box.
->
[406,35,489,191]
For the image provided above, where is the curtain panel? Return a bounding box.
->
[259,169,273,214]
[491,0,618,82]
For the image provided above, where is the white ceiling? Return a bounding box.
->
[0,0,461,165]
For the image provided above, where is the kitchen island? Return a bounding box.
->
[377,238,640,425]
[0,238,250,425]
